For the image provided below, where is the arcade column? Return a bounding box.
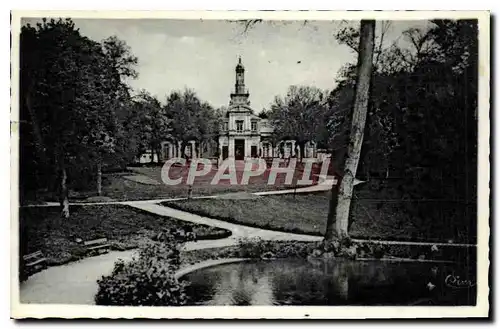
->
[177,141,182,157]
[190,141,196,158]
[228,137,235,158]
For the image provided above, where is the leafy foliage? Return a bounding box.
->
[128,90,170,162]
[164,89,222,158]
[19,18,223,204]
[95,239,188,306]
[191,237,475,264]
[329,19,477,240]
[20,18,138,206]
[268,85,329,157]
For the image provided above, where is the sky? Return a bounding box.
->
[22,18,433,112]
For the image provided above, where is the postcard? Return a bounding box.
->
[10,10,490,319]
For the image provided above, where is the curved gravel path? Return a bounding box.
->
[129,203,322,243]
[19,250,137,304]
[19,202,322,305]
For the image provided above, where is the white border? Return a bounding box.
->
[9,10,491,20]
[9,10,490,319]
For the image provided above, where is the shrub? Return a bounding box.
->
[237,237,265,258]
[337,245,357,260]
[153,226,198,244]
[236,238,320,259]
[372,244,386,259]
[95,240,188,306]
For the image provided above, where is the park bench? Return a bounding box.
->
[22,250,47,274]
[83,237,110,255]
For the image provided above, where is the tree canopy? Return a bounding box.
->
[268,85,329,159]
[328,19,477,241]
[19,18,223,210]
[20,18,138,215]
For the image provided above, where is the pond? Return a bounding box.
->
[183,259,476,306]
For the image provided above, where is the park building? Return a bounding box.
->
[217,57,317,161]
[136,57,318,164]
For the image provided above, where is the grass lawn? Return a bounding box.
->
[25,161,330,204]
[19,205,231,266]
[164,190,476,243]
[124,163,320,196]
[51,163,321,202]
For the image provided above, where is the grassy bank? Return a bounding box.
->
[179,238,476,269]
[28,166,317,203]
[164,190,476,243]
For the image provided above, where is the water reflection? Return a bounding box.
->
[183,259,476,306]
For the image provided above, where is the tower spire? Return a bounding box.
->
[235,56,245,94]
[230,57,250,107]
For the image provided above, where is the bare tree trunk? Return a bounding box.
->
[299,142,306,162]
[24,88,51,189]
[325,20,375,240]
[150,144,155,164]
[24,90,47,164]
[59,157,70,219]
[156,146,160,163]
[324,174,342,240]
[196,141,201,159]
[179,141,184,158]
[97,159,102,196]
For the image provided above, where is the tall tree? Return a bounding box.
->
[335,21,392,73]
[325,20,376,240]
[79,36,138,195]
[325,19,477,242]
[196,102,222,157]
[19,18,138,214]
[20,18,99,217]
[130,91,169,163]
[166,89,204,157]
[269,85,327,161]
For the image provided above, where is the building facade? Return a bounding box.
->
[217,57,316,161]
[138,58,317,163]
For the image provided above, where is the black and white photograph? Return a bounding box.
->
[10,10,489,319]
